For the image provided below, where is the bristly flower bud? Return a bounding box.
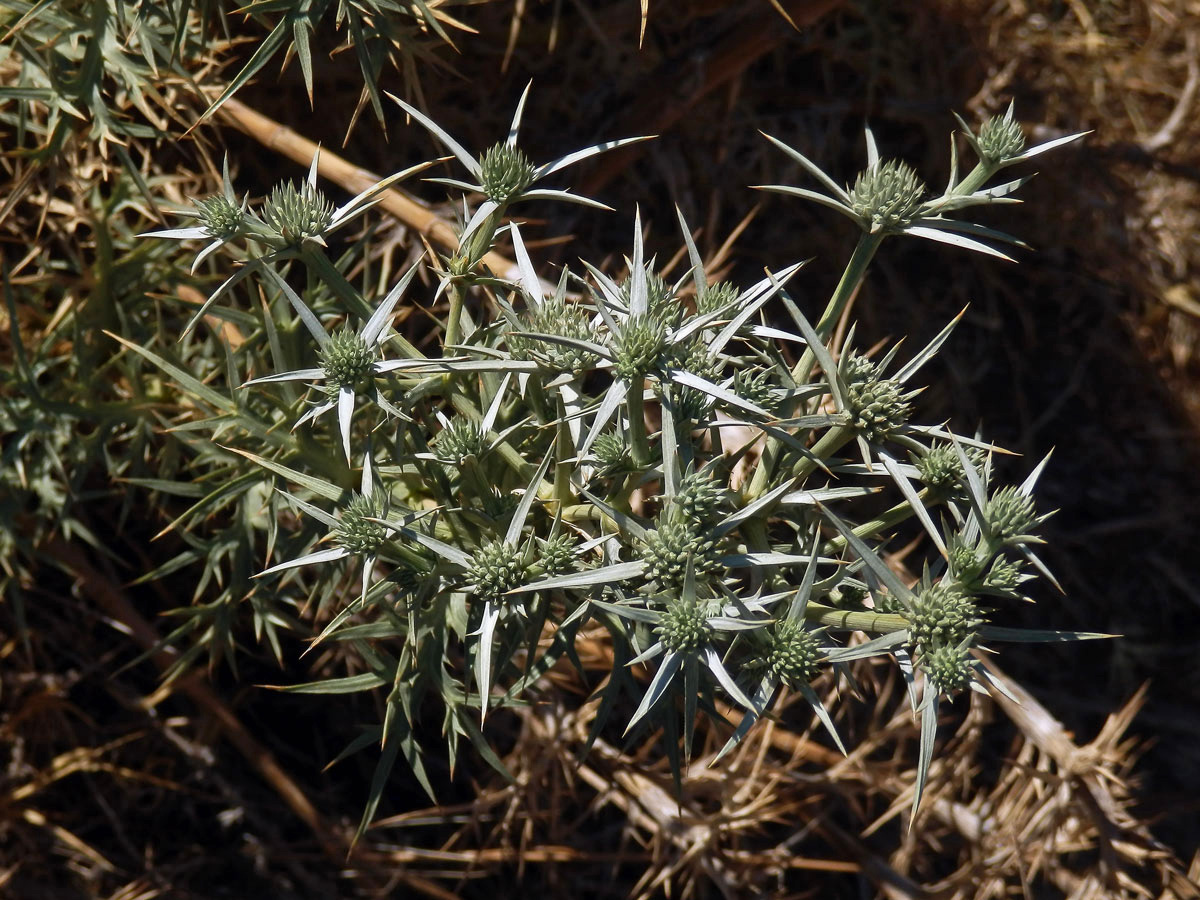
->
[732,368,778,415]
[842,353,911,442]
[917,443,972,496]
[849,159,926,231]
[538,534,577,577]
[695,281,738,317]
[613,315,667,381]
[672,469,727,525]
[479,143,535,204]
[982,557,1026,597]
[655,599,710,654]
[948,536,987,584]
[921,643,971,694]
[592,432,632,473]
[909,582,981,651]
[985,486,1038,542]
[640,519,720,589]
[436,418,489,463]
[977,110,1026,163]
[760,619,821,688]
[262,181,334,246]
[334,494,388,555]
[468,540,527,601]
[197,194,244,240]
[319,327,376,388]
[509,300,599,371]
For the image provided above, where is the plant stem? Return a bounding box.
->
[804,601,908,634]
[626,381,651,469]
[445,280,467,351]
[745,233,883,502]
[790,424,854,481]
[951,161,996,198]
[821,488,937,554]
[553,398,575,507]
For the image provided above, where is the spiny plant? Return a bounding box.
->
[136,95,1104,838]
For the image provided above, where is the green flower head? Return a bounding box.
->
[842,353,911,442]
[640,519,721,589]
[695,281,738,318]
[761,619,822,689]
[977,110,1026,163]
[262,180,334,246]
[436,418,489,463]
[849,159,926,231]
[479,143,536,204]
[196,194,243,240]
[909,582,981,652]
[334,494,388,556]
[921,643,972,694]
[509,300,599,371]
[672,468,728,526]
[468,540,527,601]
[655,599,711,654]
[985,486,1038,542]
[319,327,376,388]
[613,315,667,381]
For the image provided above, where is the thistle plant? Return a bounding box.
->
[137,98,1104,838]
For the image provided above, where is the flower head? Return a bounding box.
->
[849,159,926,232]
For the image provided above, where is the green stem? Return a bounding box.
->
[797,231,886,383]
[950,161,996,199]
[821,487,937,554]
[445,280,467,352]
[626,381,650,469]
[804,601,908,634]
[745,233,884,503]
[561,504,603,525]
[791,423,854,481]
[553,397,575,508]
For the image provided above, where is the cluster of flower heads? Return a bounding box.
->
[147,97,1093,826]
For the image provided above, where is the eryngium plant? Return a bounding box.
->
[140,101,1102,837]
